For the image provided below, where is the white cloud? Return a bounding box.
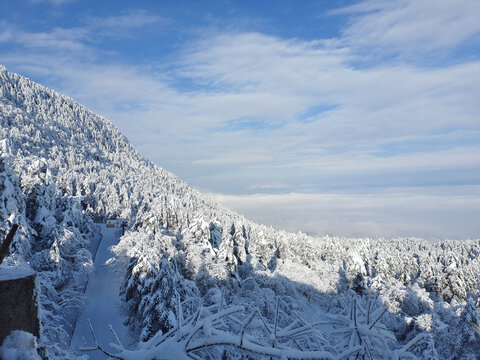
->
[0,9,162,56]
[248,183,288,190]
[15,27,90,53]
[333,0,480,53]
[30,0,76,5]
[0,28,13,42]
[177,32,479,133]
[194,150,272,165]
[84,10,164,38]
[268,147,480,173]
[87,10,160,29]
[209,187,480,240]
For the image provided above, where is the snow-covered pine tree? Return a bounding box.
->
[454,295,480,358]
[0,139,30,258]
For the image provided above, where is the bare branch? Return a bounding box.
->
[274,297,280,341]
[78,346,99,352]
[368,308,387,330]
[239,310,258,346]
[187,334,354,359]
[400,333,428,352]
[109,324,124,349]
[187,352,203,360]
[176,290,184,330]
[84,319,125,360]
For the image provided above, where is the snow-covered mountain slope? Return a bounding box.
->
[1,64,480,359]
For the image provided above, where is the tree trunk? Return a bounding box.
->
[0,224,19,265]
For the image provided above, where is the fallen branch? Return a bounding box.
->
[80,303,363,360]
[78,319,124,360]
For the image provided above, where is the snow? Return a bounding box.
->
[70,225,131,359]
[0,267,35,281]
[0,330,41,360]
[0,139,9,157]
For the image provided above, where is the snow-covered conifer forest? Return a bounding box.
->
[1,64,480,359]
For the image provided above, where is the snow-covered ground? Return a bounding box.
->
[70,225,131,359]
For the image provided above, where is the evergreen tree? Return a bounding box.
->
[454,295,480,358]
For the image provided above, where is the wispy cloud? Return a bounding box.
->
[268,147,480,172]
[332,0,480,56]
[87,10,160,28]
[0,9,162,56]
[84,10,164,38]
[15,27,90,52]
[30,0,76,5]
[0,32,12,42]
[248,183,288,190]
[194,150,272,166]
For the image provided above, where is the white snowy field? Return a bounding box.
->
[70,225,132,359]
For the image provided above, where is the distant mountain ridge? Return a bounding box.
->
[1,65,480,359]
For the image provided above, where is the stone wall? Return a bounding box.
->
[0,272,40,345]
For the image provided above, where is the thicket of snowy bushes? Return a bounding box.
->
[1,64,480,359]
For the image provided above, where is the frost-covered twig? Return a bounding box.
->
[239,310,258,346]
[322,295,403,359]
[176,291,184,330]
[109,323,124,349]
[368,308,387,330]
[291,312,326,350]
[400,333,428,353]
[273,297,280,347]
[79,319,124,360]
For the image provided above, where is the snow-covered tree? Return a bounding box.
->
[454,295,480,358]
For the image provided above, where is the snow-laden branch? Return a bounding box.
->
[81,293,429,360]
[81,301,363,360]
[78,319,124,360]
[321,294,425,360]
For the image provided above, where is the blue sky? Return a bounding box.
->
[1,0,480,240]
